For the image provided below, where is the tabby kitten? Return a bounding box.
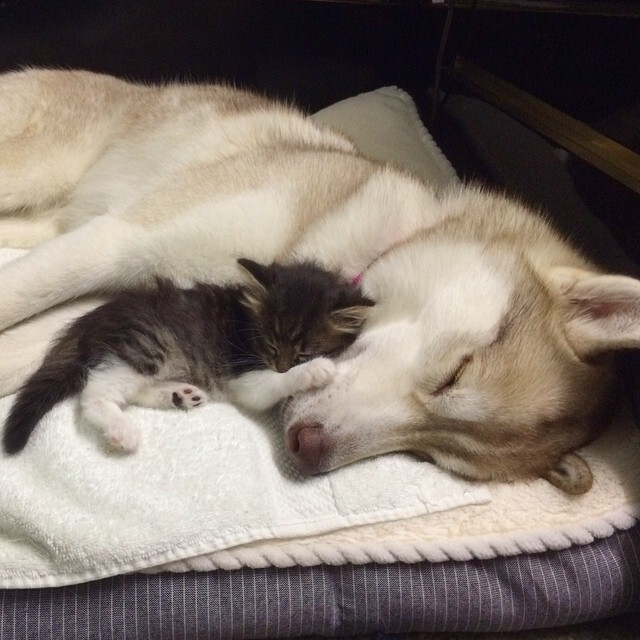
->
[3,259,374,454]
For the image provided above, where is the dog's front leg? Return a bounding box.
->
[0,215,148,331]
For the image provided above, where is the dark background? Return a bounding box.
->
[1,0,639,261]
[1,0,637,117]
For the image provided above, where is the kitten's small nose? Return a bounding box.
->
[286,421,324,475]
[275,352,293,373]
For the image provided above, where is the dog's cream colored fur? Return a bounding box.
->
[1,69,639,494]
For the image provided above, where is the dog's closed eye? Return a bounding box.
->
[434,355,472,395]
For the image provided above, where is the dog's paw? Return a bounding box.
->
[170,385,208,410]
[105,420,140,453]
[297,357,337,391]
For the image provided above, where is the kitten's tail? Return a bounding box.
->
[3,334,84,455]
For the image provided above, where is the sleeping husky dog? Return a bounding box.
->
[1,69,639,494]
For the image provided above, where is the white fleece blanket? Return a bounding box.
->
[156,403,640,573]
[0,280,489,588]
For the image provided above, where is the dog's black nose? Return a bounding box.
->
[286,421,324,475]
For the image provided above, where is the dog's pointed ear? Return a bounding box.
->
[541,452,593,495]
[330,304,373,334]
[546,267,640,358]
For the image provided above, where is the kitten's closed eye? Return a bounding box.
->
[263,340,279,357]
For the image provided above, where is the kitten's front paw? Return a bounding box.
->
[298,357,337,391]
[171,385,208,410]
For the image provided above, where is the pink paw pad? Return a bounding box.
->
[171,386,206,409]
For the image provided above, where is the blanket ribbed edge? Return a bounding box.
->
[150,506,640,572]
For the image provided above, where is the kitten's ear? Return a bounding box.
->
[239,287,265,314]
[237,258,273,289]
[356,295,375,308]
[330,305,373,334]
[237,259,270,313]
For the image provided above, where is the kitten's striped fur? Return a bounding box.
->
[3,259,373,453]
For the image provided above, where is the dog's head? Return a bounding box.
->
[283,226,639,494]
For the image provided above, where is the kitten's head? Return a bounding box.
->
[237,258,375,373]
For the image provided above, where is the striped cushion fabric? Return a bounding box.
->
[2,523,638,638]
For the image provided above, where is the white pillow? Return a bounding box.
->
[312,86,459,192]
